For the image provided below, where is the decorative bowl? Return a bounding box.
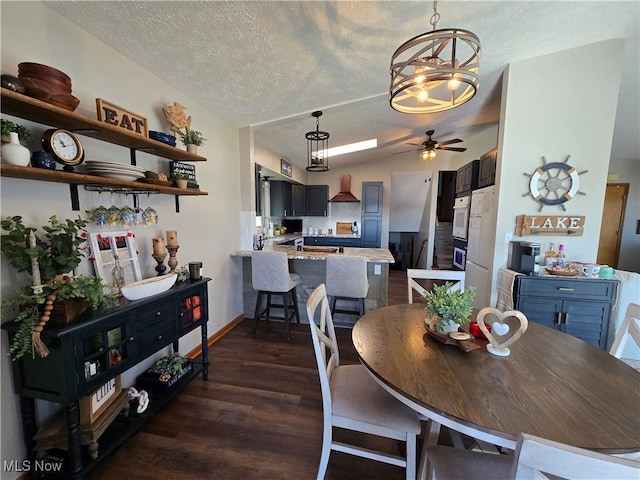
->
[121,273,177,301]
[18,62,72,89]
[149,131,177,146]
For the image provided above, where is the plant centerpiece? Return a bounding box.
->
[172,170,189,189]
[422,282,476,333]
[1,215,115,360]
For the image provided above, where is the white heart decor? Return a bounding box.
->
[477,307,529,357]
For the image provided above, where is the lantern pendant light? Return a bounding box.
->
[305,111,330,172]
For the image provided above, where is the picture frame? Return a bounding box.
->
[280,158,292,177]
[89,231,142,293]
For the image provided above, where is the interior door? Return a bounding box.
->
[597,183,628,267]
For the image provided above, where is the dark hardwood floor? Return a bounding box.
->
[88,270,419,480]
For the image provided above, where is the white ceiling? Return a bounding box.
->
[45,1,639,171]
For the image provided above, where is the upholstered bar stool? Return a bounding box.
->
[251,251,301,340]
[325,255,369,317]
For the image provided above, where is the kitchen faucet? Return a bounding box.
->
[264,217,273,238]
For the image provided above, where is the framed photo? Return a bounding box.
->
[89,231,142,293]
[280,158,292,177]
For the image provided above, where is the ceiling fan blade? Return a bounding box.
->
[437,146,467,152]
[438,138,463,145]
[394,148,421,155]
[406,142,424,147]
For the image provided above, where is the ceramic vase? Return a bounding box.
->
[176,179,188,189]
[186,144,197,154]
[438,319,461,334]
[1,132,30,166]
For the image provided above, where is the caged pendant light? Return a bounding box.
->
[306,111,330,172]
[389,0,481,114]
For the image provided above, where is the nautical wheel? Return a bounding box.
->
[523,155,587,211]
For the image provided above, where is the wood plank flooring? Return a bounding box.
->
[87,270,418,480]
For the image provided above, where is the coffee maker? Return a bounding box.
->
[508,241,541,275]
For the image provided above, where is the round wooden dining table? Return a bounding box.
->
[352,303,640,453]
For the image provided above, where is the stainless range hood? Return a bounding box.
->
[330,175,360,202]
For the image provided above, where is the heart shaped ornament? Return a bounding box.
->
[476,307,529,357]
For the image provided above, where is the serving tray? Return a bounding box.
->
[424,328,480,352]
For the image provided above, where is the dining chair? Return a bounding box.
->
[425,432,640,480]
[407,269,465,304]
[325,254,369,317]
[251,250,301,340]
[609,302,640,369]
[306,283,422,480]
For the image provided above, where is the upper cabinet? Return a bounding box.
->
[455,159,479,195]
[305,185,328,217]
[291,184,306,217]
[270,181,292,217]
[478,148,497,188]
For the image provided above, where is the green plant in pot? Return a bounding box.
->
[1,118,31,143]
[422,282,476,333]
[178,129,206,153]
[1,215,115,360]
[172,170,189,188]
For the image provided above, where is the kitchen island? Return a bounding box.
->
[231,246,394,326]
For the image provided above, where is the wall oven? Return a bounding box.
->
[452,238,467,271]
[452,195,471,240]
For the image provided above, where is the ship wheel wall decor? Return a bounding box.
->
[522,155,588,212]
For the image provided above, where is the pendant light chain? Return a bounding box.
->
[430,1,440,30]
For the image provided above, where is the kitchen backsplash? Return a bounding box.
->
[272,202,361,235]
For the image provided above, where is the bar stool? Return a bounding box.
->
[251,251,301,340]
[325,255,369,317]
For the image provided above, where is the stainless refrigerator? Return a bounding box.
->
[465,185,497,308]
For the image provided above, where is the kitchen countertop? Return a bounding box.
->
[231,245,394,263]
[262,233,361,247]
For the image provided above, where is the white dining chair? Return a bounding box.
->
[407,269,465,304]
[425,432,640,480]
[609,302,640,369]
[306,283,422,480]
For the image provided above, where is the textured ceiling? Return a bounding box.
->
[45,1,639,170]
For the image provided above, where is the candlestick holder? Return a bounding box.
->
[167,245,179,273]
[152,252,167,276]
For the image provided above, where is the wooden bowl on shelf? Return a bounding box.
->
[18,62,72,89]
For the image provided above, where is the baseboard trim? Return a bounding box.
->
[185,315,245,360]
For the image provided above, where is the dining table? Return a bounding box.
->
[351,303,640,454]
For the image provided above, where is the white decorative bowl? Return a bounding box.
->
[121,273,177,300]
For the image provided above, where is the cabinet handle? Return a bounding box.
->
[558,287,574,292]
[556,312,562,326]
[564,314,569,326]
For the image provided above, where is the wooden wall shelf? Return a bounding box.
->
[1,89,206,162]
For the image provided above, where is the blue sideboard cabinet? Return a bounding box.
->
[514,275,618,349]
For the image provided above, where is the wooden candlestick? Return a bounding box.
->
[166,245,179,273]
[152,252,167,276]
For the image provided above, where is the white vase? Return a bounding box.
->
[186,144,197,154]
[1,132,30,166]
[438,320,460,334]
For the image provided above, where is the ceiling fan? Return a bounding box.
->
[396,130,467,159]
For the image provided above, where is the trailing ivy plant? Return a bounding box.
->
[178,129,206,146]
[1,119,31,141]
[2,276,116,360]
[423,282,477,330]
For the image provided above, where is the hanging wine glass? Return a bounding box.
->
[142,192,158,226]
[133,193,145,226]
[106,191,121,227]
[120,192,136,229]
[89,190,108,227]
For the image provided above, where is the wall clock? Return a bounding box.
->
[42,129,85,170]
[523,155,587,211]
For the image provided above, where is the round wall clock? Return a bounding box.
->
[42,129,85,170]
[523,155,587,211]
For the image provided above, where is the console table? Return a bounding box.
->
[2,278,210,479]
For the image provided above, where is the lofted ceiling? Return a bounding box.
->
[44,1,639,171]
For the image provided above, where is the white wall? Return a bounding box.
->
[0,2,243,474]
[492,40,625,305]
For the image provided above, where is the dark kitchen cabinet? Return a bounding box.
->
[304,236,360,247]
[270,181,292,217]
[514,275,618,349]
[455,160,480,195]
[361,181,383,248]
[306,185,329,216]
[478,149,497,188]
[291,184,306,216]
[3,279,210,478]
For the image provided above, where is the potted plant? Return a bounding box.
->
[1,118,31,144]
[422,282,476,333]
[178,129,205,154]
[172,170,189,189]
[1,215,115,360]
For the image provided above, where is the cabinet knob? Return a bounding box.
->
[156,311,161,316]
[157,335,163,340]
[129,336,134,342]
